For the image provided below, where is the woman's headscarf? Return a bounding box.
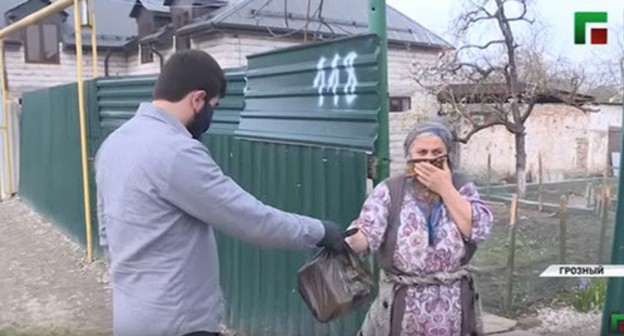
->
[403,119,456,169]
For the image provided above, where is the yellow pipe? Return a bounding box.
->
[0,40,12,197]
[0,39,6,201]
[0,0,74,200]
[89,0,98,78]
[0,0,74,39]
[73,0,94,262]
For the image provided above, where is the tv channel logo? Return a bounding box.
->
[611,312,624,334]
[574,12,608,45]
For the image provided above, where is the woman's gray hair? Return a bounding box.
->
[403,119,456,166]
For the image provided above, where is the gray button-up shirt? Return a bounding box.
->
[95,103,325,336]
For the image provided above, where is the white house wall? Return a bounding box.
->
[125,45,176,76]
[387,48,440,176]
[587,104,622,173]
[193,33,299,69]
[4,45,127,101]
[457,104,621,183]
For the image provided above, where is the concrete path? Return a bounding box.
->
[0,198,111,335]
[483,313,540,335]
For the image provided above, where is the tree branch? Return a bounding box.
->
[506,0,533,23]
[457,40,507,52]
[490,103,519,132]
[508,17,534,24]
[454,119,506,144]
[465,15,498,25]
[452,62,504,80]
[457,4,499,34]
[520,96,538,123]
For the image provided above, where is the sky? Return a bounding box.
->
[387,0,623,67]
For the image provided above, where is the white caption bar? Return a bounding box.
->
[540,264,624,277]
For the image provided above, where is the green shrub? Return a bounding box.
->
[572,278,607,313]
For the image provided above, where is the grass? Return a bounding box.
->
[472,202,615,317]
[570,278,607,313]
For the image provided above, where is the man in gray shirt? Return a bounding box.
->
[95,50,347,336]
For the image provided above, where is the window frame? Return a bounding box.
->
[140,43,154,64]
[24,23,60,64]
[389,96,412,113]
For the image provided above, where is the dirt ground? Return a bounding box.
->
[472,201,612,335]
[0,194,610,335]
[0,198,111,336]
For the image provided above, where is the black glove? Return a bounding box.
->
[317,221,358,254]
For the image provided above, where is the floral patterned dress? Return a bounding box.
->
[357,180,493,336]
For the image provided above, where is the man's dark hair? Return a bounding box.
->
[153,49,227,102]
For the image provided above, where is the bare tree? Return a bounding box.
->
[592,27,623,90]
[412,0,596,197]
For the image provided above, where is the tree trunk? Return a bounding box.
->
[515,130,527,198]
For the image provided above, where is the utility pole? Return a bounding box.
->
[600,55,624,336]
[368,0,390,185]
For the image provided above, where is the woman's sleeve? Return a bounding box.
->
[357,182,392,252]
[458,182,493,243]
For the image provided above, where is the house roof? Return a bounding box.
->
[4,0,56,18]
[176,0,451,49]
[0,0,138,50]
[138,23,172,43]
[5,0,70,22]
[130,0,170,18]
[437,82,596,105]
[63,0,137,50]
[163,0,227,6]
[0,0,42,42]
[0,0,30,21]
[66,0,137,44]
[587,85,622,105]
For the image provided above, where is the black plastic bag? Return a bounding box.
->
[297,244,374,323]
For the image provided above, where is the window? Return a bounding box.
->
[25,23,59,64]
[389,96,411,112]
[140,44,153,64]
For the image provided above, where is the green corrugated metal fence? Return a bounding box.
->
[20,82,97,246]
[240,34,380,151]
[19,34,380,335]
[207,136,368,335]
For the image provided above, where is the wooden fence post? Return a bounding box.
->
[559,195,568,264]
[585,183,592,209]
[598,186,612,263]
[538,152,543,212]
[504,194,519,311]
[596,191,603,217]
[487,153,491,198]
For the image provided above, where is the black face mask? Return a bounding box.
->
[188,102,214,140]
[405,154,449,177]
[407,155,449,169]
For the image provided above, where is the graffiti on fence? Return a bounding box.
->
[313,52,358,107]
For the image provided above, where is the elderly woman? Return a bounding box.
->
[346,120,493,336]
